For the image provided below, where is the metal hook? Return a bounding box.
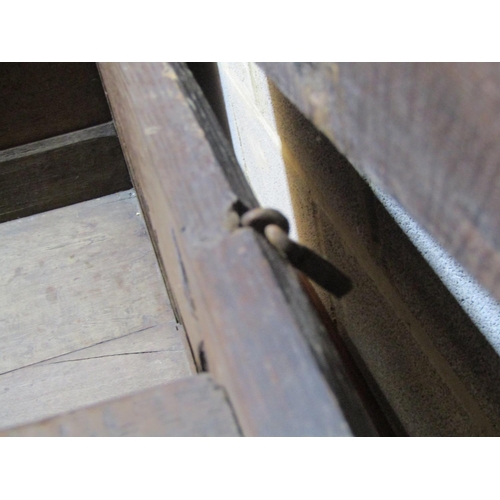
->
[241,208,352,298]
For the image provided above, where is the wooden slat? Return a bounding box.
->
[0,63,111,150]
[0,324,193,429]
[0,122,131,223]
[0,190,193,375]
[0,374,241,437]
[99,62,377,436]
[258,63,500,303]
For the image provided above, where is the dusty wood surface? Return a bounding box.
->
[1,374,240,437]
[0,324,193,429]
[0,190,194,376]
[0,122,131,223]
[0,63,111,150]
[258,63,500,303]
[99,62,377,436]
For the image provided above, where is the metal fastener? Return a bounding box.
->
[241,207,352,298]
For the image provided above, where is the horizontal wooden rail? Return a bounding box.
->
[99,62,377,436]
[1,375,241,437]
[0,122,130,222]
[258,63,500,303]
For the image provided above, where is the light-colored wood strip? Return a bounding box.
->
[0,190,181,374]
[0,324,193,429]
[1,374,240,437]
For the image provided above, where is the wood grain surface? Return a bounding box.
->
[0,190,193,375]
[258,63,500,303]
[99,62,377,436]
[0,324,193,429]
[0,122,131,223]
[1,374,240,437]
[0,63,111,150]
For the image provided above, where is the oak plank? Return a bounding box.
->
[0,63,111,150]
[0,325,193,430]
[258,63,500,303]
[0,190,190,375]
[99,62,377,436]
[0,122,131,223]
[1,374,240,437]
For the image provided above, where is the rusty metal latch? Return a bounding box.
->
[241,208,352,298]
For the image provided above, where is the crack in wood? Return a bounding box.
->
[0,324,165,377]
[44,349,177,366]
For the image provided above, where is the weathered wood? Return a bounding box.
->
[258,63,500,303]
[0,190,193,375]
[0,122,131,223]
[99,62,377,436]
[0,63,111,150]
[0,325,193,429]
[1,374,240,437]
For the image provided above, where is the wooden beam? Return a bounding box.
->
[1,375,241,437]
[98,62,378,436]
[0,122,131,223]
[258,63,500,303]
